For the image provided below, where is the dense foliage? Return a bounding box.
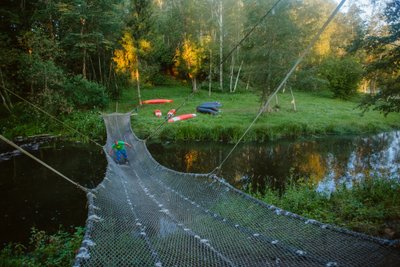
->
[0,227,83,267]
[360,0,400,115]
[1,0,398,120]
[319,56,364,99]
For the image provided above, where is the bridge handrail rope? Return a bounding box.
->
[0,134,88,193]
[142,0,284,143]
[210,0,347,175]
[1,86,103,148]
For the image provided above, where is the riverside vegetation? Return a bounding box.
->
[1,86,400,265]
[3,85,399,142]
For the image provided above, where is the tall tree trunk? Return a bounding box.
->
[82,47,87,79]
[0,68,13,111]
[80,19,87,78]
[0,89,11,113]
[44,65,48,91]
[98,49,103,84]
[192,77,197,92]
[89,56,97,81]
[108,52,113,88]
[209,49,212,96]
[229,55,234,92]
[219,0,223,91]
[136,54,142,105]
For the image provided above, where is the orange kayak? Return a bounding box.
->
[168,114,196,123]
[141,99,173,104]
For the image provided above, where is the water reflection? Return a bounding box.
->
[1,131,399,247]
[0,141,106,247]
[148,131,400,195]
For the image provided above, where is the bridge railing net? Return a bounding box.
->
[74,113,400,267]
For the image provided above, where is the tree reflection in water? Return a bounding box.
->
[148,131,400,195]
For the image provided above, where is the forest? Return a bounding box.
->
[0,0,399,129]
[1,0,400,265]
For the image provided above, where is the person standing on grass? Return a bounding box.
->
[109,140,132,164]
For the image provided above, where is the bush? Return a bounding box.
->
[294,67,330,91]
[319,56,364,99]
[0,227,84,267]
[62,75,109,110]
[250,177,400,238]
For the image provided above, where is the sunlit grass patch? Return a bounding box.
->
[109,85,400,142]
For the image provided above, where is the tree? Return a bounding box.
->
[58,0,123,83]
[174,37,208,92]
[360,0,400,115]
[242,0,302,103]
[319,56,363,99]
[113,31,151,104]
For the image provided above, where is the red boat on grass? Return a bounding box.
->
[168,114,196,123]
[141,99,173,104]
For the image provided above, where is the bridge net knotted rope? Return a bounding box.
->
[73,113,400,267]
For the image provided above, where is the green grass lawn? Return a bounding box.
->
[108,84,400,142]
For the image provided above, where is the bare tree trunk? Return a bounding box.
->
[82,48,87,79]
[80,19,87,78]
[89,56,97,81]
[229,56,234,92]
[98,49,103,84]
[108,52,114,88]
[135,54,142,105]
[44,65,48,91]
[209,49,212,96]
[219,0,223,91]
[0,68,13,112]
[233,60,243,92]
[190,76,198,92]
[113,71,119,95]
[0,90,11,113]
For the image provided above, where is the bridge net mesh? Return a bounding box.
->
[74,113,400,267]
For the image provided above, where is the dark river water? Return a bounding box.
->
[0,131,399,247]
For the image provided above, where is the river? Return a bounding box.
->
[0,131,399,247]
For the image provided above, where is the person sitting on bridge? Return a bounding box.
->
[109,140,132,164]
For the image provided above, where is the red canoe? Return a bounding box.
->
[141,99,173,104]
[168,114,196,123]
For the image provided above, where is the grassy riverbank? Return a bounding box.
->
[110,85,400,142]
[248,177,400,242]
[1,85,399,143]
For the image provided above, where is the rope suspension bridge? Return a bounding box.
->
[1,0,400,266]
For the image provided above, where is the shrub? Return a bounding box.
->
[319,56,363,99]
[294,67,330,91]
[62,75,109,110]
[0,227,84,267]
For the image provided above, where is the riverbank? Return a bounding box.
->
[113,85,400,142]
[248,177,400,243]
[1,85,400,143]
